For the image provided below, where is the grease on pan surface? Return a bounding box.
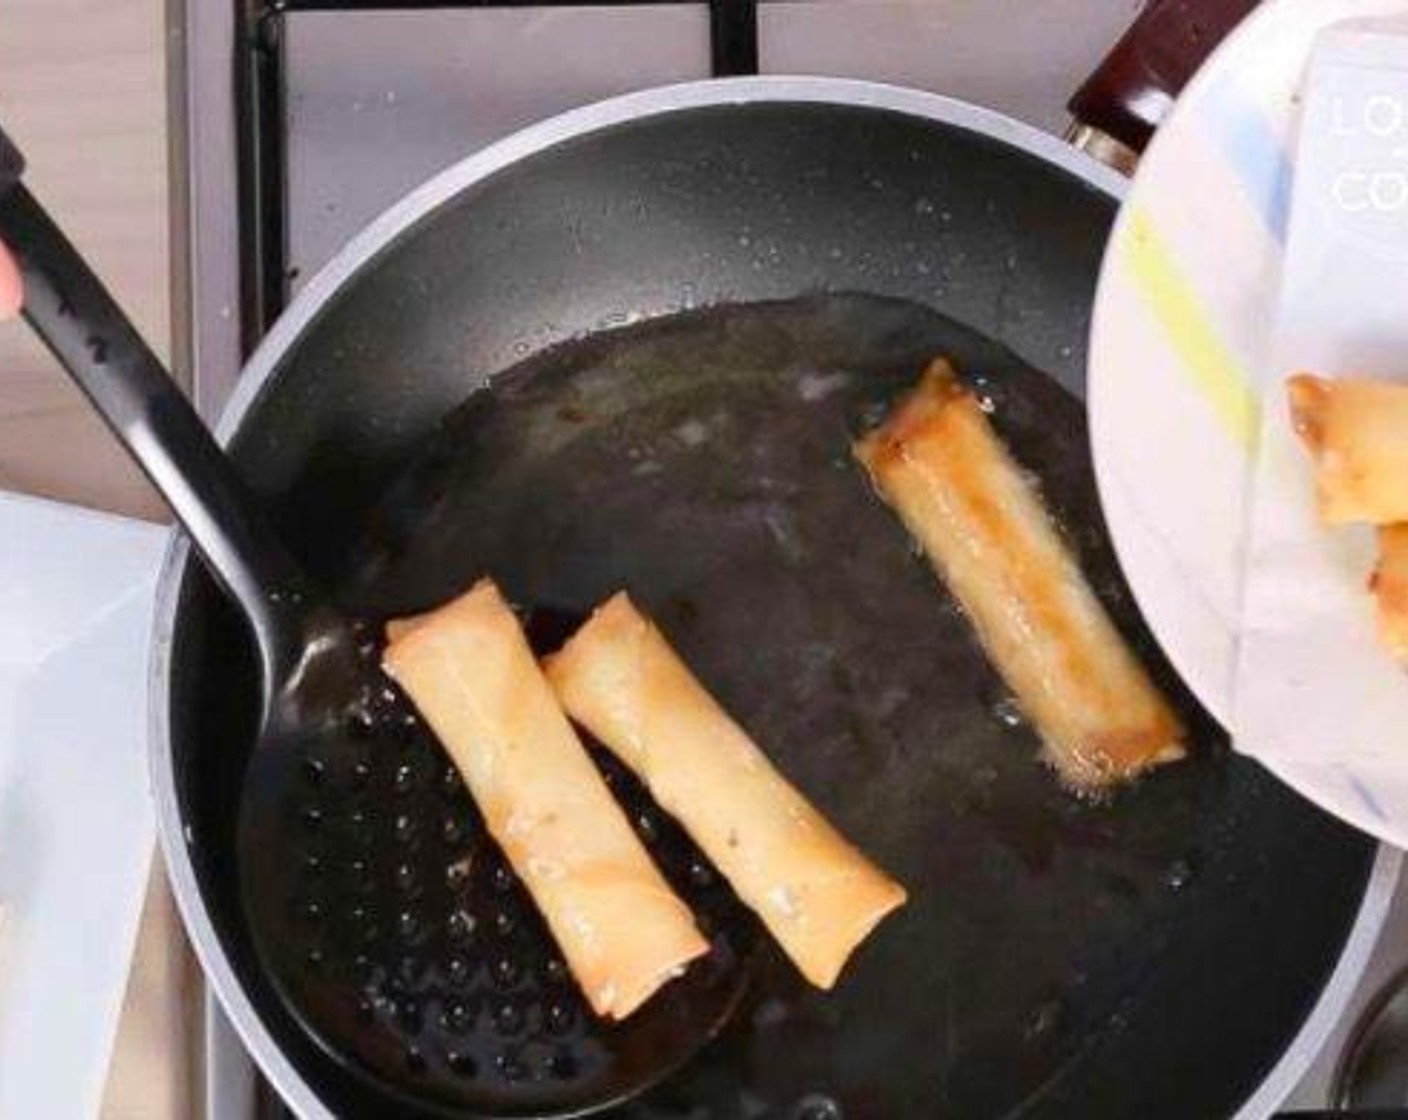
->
[855,360,1185,789]
[383,579,708,1018]
[546,593,906,989]
[335,297,1271,1119]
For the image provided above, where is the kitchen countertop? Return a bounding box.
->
[0,1,192,1117]
[0,0,169,521]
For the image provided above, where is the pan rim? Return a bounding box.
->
[146,74,1397,1119]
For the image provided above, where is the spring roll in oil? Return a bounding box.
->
[545,594,907,990]
[853,360,1184,789]
[382,579,707,1019]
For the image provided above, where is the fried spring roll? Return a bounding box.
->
[382,579,707,1018]
[1287,374,1408,525]
[853,360,1185,788]
[1372,525,1408,664]
[545,594,907,989]
[385,612,429,645]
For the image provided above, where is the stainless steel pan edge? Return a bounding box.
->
[145,75,1400,1120]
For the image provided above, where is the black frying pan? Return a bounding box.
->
[0,79,1381,1119]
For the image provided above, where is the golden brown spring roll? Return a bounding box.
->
[853,360,1185,789]
[384,612,430,645]
[1372,525,1408,663]
[1287,374,1408,525]
[382,579,707,1018]
[545,594,907,990]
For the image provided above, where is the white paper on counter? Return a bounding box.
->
[0,491,168,1120]
[1234,23,1408,836]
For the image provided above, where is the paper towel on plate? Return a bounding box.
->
[0,491,167,1119]
[1234,24,1408,841]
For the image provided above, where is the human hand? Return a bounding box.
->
[0,239,21,319]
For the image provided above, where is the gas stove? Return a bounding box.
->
[171,1,1141,415]
[167,3,1408,1115]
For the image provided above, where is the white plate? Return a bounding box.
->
[1089,0,1408,842]
[0,491,167,1119]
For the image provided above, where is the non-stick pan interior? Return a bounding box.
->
[166,101,1374,1117]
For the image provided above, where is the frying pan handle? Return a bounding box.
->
[0,125,315,680]
[1068,0,1261,162]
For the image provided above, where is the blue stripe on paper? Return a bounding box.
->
[1199,74,1293,242]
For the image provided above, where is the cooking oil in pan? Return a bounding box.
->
[333,295,1296,1118]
